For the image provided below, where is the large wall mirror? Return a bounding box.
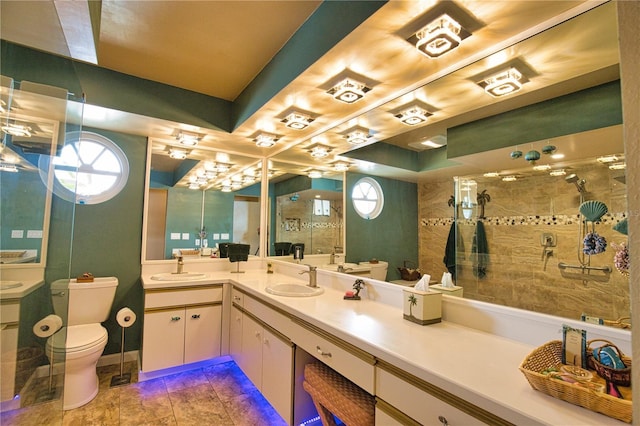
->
[142,139,262,261]
[266,161,344,258]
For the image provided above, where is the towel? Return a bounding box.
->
[471,220,489,278]
[443,222,464,281]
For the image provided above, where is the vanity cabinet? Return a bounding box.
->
[231,287,293,423]
[1,300,20,401]
[142,284,223,372]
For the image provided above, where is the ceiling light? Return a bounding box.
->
[169,148,187,159]
[415,14,462,58]
[188,182,201,190]
[609,162,626,170]
[551,153,565,160]
[232,182,242,189]
[196,177,208,185]
[483,172,500,178]
[502,175,517,182]
[1,123,31,137]
[345,129,370,145]
[205,171,217,179]
[549,169,566,176]
[0,163,18,172]
[308,144,331,158]
[333,162,350,172]
[597,155,619,163]
[254,133,278,148]
[243,176,255,183]
[215,163,230,173]
[328,79,368,104]
[176,131,201,146]
[221,186,232,193]
[533,164,551,171]
[395,106,432,125]
[421,139,445,148]
[308,170,322,179]
[281,112,314,130]
[484,68,523,97]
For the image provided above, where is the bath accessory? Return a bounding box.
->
[403,288,442,325]
[583,232,607,255]
[111,307,137,387]
[33,314,63,403]
[414,274,431,291]
[579,200,608,222]
[443,222,464,281]
[612,242,629,276]
[76,272,94,283]
[299,265,318,288]
[588,339,631,387]
[397,260,421,281]
[344,279,364,300]
[440,272,454,288]
[471,220,488,278]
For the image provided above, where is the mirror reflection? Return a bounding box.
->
[144,139,261,260]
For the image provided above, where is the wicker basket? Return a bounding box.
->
[397,260,422,281]
[587,339,632,387]
[519,340,632,423]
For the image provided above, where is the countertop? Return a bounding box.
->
[0,279,45,300]
[141,269,625,425]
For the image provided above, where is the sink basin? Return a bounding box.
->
[150,272,208,281]
[0,280,23,290]
[265,283,324,297]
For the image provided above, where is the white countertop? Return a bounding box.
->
[141,268,625,425]
[0,279,45,300]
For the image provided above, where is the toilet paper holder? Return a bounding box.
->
[111,307,136,387]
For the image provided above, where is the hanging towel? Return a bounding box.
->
[472,220,489,278]
[443,222,464,281]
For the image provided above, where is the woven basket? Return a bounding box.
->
[397,260,421,281]
[587,339,632,387]
[519,340,632,423]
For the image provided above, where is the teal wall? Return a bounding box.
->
[345,173,418,281]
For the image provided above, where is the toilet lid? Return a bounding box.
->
[47,324,108,353]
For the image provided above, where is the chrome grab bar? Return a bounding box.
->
[558,262,612,273]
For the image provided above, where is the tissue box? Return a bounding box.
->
[429,284,464,298]
[402,288,442,325]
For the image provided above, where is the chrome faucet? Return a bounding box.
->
[299,265,318,288]
[337,265,353,273]
[175,255,184,274]
[329,252,336,265]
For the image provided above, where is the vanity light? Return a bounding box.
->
[254,133,278,148]
[502,175,517,182]
[415,14,462,58]
[328,78,368,104]
[281,112,314,130]
[345,129,370,145]
[483,68,523,97]
[483,172,500,178]
[1,123,31,137]
[597,155,619,164]
[169,148,187,159]
[609,162,626,170]
[333,162,350,172]
[532,164,551,171]
[549,169,567,177]
[395,106,432,125]
[176,131,201,146]
[308,170,322,179]
[0,163,18,172]
[308,144,331,159]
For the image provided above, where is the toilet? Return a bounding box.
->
[47,277,118,410]
[359,261,388,281]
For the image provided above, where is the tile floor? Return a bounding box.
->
[1,360,287,426]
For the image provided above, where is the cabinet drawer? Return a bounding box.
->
[145,284,222,308]
[291,321,375,393]
[376,365,494,426]
[244,295,291,335]
[231,287,244,308]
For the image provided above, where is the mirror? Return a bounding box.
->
[143,139,262,261]
[266,161,344,257]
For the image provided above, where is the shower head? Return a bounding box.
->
[565,174,586,193]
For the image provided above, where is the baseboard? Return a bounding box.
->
[97,350,139,367]
[138,355,232,382]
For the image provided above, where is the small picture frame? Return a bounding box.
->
[562,324,587,368]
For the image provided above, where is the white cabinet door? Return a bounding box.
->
[241,314,263,389]
[142,308,185,372]
[261,327,293,422]
[229,305,243,363]
[184,305,222,364]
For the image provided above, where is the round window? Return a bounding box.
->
[351,177,384,220]
[39,131,129,204]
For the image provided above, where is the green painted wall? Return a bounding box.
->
[346,172,418,281]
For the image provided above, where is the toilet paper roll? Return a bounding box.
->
[33,314,63,338]
[116,307,137,328]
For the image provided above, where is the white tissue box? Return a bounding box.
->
[429,284,464,298]
[402,288,442,325]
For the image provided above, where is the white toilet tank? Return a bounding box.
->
[51,277,118,326]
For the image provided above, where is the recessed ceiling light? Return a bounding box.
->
[414,14,462,58]
[345,129,371,145]
[549,169,566,176]
[221,186,232,193]
[308,170,322,179]
[188,182,201,190]
[483,67,523,97]
[597,155,619,163]
[281,112,314,130]
[254,133,278,148]
[327,78,369,103]
[483,172,500,177]
[395,106,432,125]
[533,164,551,171]
[333,162,350,172]
[308,144,331,158]
[176,130,201,146]
[169,148,187,159]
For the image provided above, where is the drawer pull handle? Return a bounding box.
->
[438,416,449,425]
[316,346,332,358]
[191,314,201,319]
[171,316,181,321]
[233,296,241,301]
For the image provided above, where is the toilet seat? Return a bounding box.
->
[47,324,108,354]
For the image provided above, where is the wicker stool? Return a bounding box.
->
[303,361,375,426]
